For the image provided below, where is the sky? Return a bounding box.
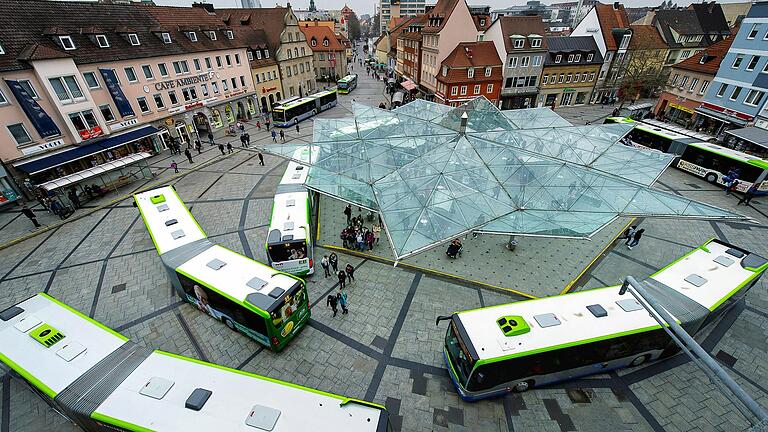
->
[154,0,751,22]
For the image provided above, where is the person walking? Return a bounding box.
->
[337,270,347,289]
[295,123,300,134]
[321,255,331,277]
[738,184,758,205]
[329,253,338,273]
[355,231,365,251]
[184,149,193,164]
[227,143,234,154]
[67,188,80,209]
[207,132,215,146]
[326,294,339,317]
[337,290,348,315]
[627,229,645,250]
[345,263,355,283]
[237,121,244,133]
[279,129,285,142]
[343,204,352,223]
[726,179,739,195]
[256,120,261,131]
[258,152,265,166]
[271,130,277,143]
[266,119,271,131]
[195,140,202,154]
[170,160,179,173]
[244,133,250,148]
[218,144,226,155]
[21,205,41,229]
[619,225,637,244]
[240,134,247,147]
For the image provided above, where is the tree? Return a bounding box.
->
[348,12,362,40]
[372,13,381,36]
[615,48,669,106]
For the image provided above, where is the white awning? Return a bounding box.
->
[39,152,152,191]
[625,102,654,111]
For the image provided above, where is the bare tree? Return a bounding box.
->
[615,48,669,107]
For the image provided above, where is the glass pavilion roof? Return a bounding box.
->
[261,97,745,260]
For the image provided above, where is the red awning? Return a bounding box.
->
[401,80,417,91]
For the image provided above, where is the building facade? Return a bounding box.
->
[435,42,502,106]
[396,17,425,84]
[540,36,602,107]
[235,28,284,113]
[650,3,729,69]
[301,22,347,80]
[486,16,548,109]
[380,0,427,33]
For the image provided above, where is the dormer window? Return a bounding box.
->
[530,38,541,48]
[484,66,491,76]
[128,33,140,46]
[567,54,574,62]
[574,54,581,62]
[619,34,631,50]
[479,18,485,26]
[555,54,562,63]
[442,65,447,76]
[467,68,474,78]
[208,31,217,41]
[188,32,197,42]
[699,55,707,64]
[311,38,317,47]
[225,30,234,40]
[0,43,4,55]
[161,33,172,44]
[323,38,329,47]
[513,38,524,49]
[264,50,269,58]
[95,35,109,48]
[586,53,593,62]
[59,36,75,50]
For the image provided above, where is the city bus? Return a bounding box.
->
[604,117,699,155]
[0,293,392,431]
[337,74,358,94]
[438,239,767,400]
[272,89,338,127]
[266,147,316,276]
[677,141,768,194]
[134,186,309,351]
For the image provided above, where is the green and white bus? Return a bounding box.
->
[677,141,768,194]
[337,74,358,94]
[135,186,309,351]
[0,293,392,431]
[266,147,316,276]
[439,239,767,400]
[272,89,338,127]
[604,117,699,155]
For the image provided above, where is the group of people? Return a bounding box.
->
[619,225,645,250]
[341,204,381,252]
[446,239,463,258]
[321,253,356,317]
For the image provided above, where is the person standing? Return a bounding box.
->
[321,255,331,277]
[279,129,285,142]
[329,253,338,273]
[184,149,193,164]
[256,120,261,131]
[67,188,80,209]
[170,160,179,173]
[21,205,40,228]
[266,119,271,131]
[237,121,244,133]
[726,179,739,195]
[326,294,338,317]
[227,143,234,154]
[337,270,347,289]
[343,204,352,223]
[218,144,226,155]
[240,134,247,147]
[258,152,265,166]
[295,122,300,134]
[337,290,348,315]
[627,229,645,250]
[345,263,355,283]
[207,132,215,146]
[738,184,758,205]
[195,140,202,154]
[271,130,277,143]
[356,231,365,251]
[244,132,250,148]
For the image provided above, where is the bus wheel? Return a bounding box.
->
[705,173,718,183]
[512,380,532,392]
[223,317,237,332]
[630,355,649,367]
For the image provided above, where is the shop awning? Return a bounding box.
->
[401,80,417,91]
[726,127,768,149]
[392,91,405,104]
[38,152,152,191]
[695,106,749,127]
[625,102,654,111]
[15,125,158,175]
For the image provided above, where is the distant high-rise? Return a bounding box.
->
[241,0,262,7]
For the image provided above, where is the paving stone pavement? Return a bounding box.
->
[1,63,767,432]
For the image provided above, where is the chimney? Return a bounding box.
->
[613,2,620,10]
[460,112,469,134]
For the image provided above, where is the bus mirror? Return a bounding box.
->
[435,315,452,326]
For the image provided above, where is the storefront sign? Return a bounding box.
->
[164,118,175,126]
[669,103,695,114]
[154,73,213,91]
[110,118,139,132]
[226,88,247,98]
[20,138,65,156]
[0,189,18,203]
[756,119,768,129]
[563,88,575,93]
[167,97,219,115]
[78,126,103,140]
[701,102,753,121]
[261,86,277,93]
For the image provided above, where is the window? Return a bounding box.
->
[680,76,688,88]
[746,56,760,71]
[451,86,458,96]
[555,54,562,63]
[247,51,253,61]
[671,73,679,86]
[588,72,595,81]
[521,56,530,67]
[231,77,237,89]
[513,38,524,49]
[158,63,169,77]
[699,80,709,95]
[473,84,481,94]
[99,104,115,122]
[8,123,32,146]
[95,35,109,48]
[201,84,209,97]
[216,56,222,68]
[323,38,329,47]
[287,67,292,77]
[153,94,165,109]
[688,78,698,92]
[532,56,541,67]
[586,53,593,62]
[0,88,6,105]
[141,65,154,80]
[681,50,690,59]
[558,73,565,83]
[68,110,99,136]
[748,24,759,39]
[48,76,84,103]
[480,18,486,26]
[716,83,727,97]
[161,33,172,44]
[581,72,588,82]
[300,63,304,73]
[225,55,232,67]
[574,54,581,62]
[137,97,150,113]
[172,61,189,75]
[182,87,197,102]
[235,53,241,66]
[619,34,630,49]
[442,65,448,76]
[188,32,197,42]
[567,54,574,63]
[484,66,491,77]
[240,75,246,87]
[124,67,138,83]
[543,74,549,84]
[508,57,518,68]
[468,68,474,78]
[205,57,212,69]
[83,72,99,89]
[732,55,744,69]
[744,89,764,106]
[208,31,217,41]
[193,58,201,72]
[487,84,493,93]
[311,38,317,47]
[531,38,541,48]
[211,82,219,94]
[264,50,269,58]
[128,33,140,46]
[168,90,179,105]
[460,85,467,95]
[59,36,75,50]
[566,73,572,83]
[730,86,742,101]
[222,79,229,91]
[225,30,234,40]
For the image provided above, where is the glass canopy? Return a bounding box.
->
[261,97,746,260]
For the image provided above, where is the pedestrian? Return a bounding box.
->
[356,231,365,251]
[738,184,758,205]
[321,255,331,277]
[337,270,347,289]
[726,179,739,195]
[208,132,215,146]
[240,134,247,147]
[195,140,202,154]
[256,120,261,131]
[184,149,193,164]
[329,252,338,272]
[365,229,375,251]
[258,152,265,166]
[343,204,352,223]
[337,290,348,315]
[345,263,355,282]
[372,223,381,245]
[619,225,637,244]
[326,294,338,317]
[244,133,250,147]
[271,130,277,142]
[279,129,285,142]
[237,121,244,133]
[227,143,234,154]
[266,120,271,131]
[49,199,63,218]
[627,229,645,250]
[295,122,300,134]
[21,205,40,228]
[67,188,80,209]
[170,160,179,173]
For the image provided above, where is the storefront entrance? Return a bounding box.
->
[175,123,191,145]
[193,113,211,135]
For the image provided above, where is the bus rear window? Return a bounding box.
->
[270,281,305,328]
[268,241,307,262]
[445,322,475,386]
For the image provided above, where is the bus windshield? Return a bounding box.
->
[445,322,474,386]
[268,240,308,262]
[338,81,349,89]
[272,109,286,123]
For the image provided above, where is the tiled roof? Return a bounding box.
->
[544,36,603,65]
[422,0,462,34]
[216,7,289,51]
[690,2,730,42]
[628,25,667,50]
[441,41,501,68]
[496,16,548,53]
[594,3,630,52]
[0,0,249,72]
[231,27,277,67]
[399,15,426,41]
[672,36,732,75]
[300,24,345,51]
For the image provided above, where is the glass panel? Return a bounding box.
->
[63,76,82,98]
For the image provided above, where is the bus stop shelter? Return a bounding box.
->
[37,152,153,196]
